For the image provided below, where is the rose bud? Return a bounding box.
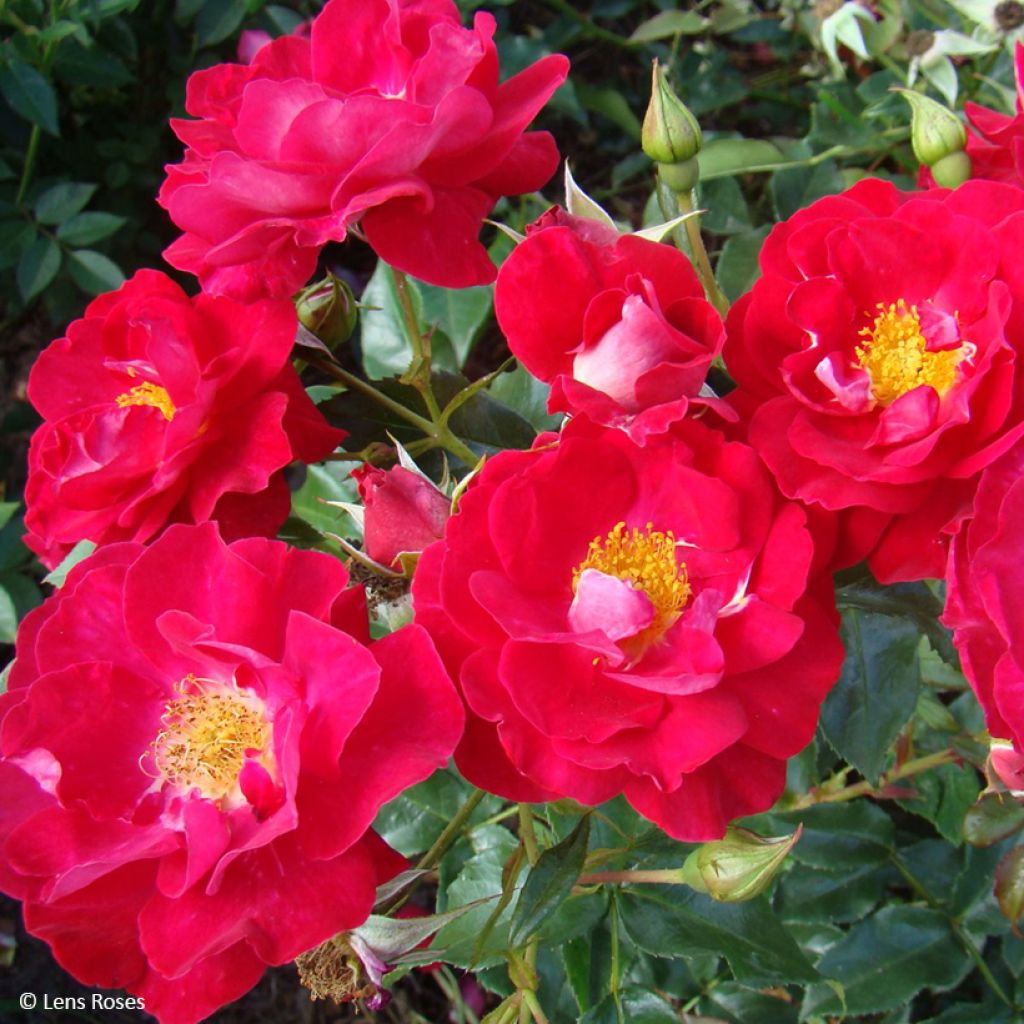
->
[643,60,702,192]
[352,464,450,569]
[296,274,358,351]
[896,88,972,188]
[681,825,801,902]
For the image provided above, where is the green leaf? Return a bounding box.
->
[360,261,421,379]
[0,660,11,695]
[196,0,247,47]
[510,815,590,946]
[488,365,559,433]
[575,83,641,139]
[290,463,359,539]
[628,10,707,42]
[964,795,1024,848]
[0,503,19,532]
[697,138,785,180]
[770,159,845,221]
[778,862,887,924]
[580,987,680,1024]
[0,573,42,642]
[0,585,17,644]
[374,770,481,857]
[0,220,37,271]
[895,762,981,845]
[820,608,921,783]
[716,226,770,303]
[56,211,126,246]
[995,846,1024,926]
[619,888,817,985]
[703,982,800,1024]
[802,906,971,1017]
[42,540,96,588]
[53,42,133,88]
[417,281,492,368]
[34,182,98,225]
[757,800,895,870]
[67,250,125,295]
[17,237,61,302]
[0,60,59,135]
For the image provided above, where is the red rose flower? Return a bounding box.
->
[0,523,463,1024]
[159,0,568,300]
[411,418,843,840]
[495,208,727,443]
[724,177,1024,583]
[23,269,341,569]
[944,441,1024,768]
[353,463,450,568]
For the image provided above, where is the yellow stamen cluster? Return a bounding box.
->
[116,381,176,421]
[854,300,962,406]
[150,675,269,801]
[573,521,691,645]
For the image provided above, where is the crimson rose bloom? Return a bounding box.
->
[159,0,568,300]
[412,418,843,840]
[495,208,727,443]
[0,523,463,1024]
[23,269,341,569]
[724,178,1024,583]
[944,441,1024,774]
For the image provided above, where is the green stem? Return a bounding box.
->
[306,356,436,434]
[891,854,1014,1008]
[577,868,686,885]
[417,788,487,871]
[15,29,60,208]
[789,748,958,810]
[522,991,551,1024]
[674,190,729,316]
[538,0,635,49]
[518,804,540,866]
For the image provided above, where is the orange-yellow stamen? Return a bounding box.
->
[116,381,176,421]
[150,675,269,801]
[855,300,962,406]
[573,521,690,645]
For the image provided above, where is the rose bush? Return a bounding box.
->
[159,0,569,300]
[0,523,463,1023]
[22,269,341,569]
[412,417,843,840]
[724,177,1024,582]
[494,207,727,443]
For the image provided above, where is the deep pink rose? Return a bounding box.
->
[495,208,727,443]
[352,463,450,567]
[944,441,1024,769]
[725,178,1024,583]
[159,0,569,300]
[0,523,463,1024]
[23,269,341,569]
[412,417,843,840]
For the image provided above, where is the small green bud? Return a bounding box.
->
[930,151,973,189]
[895,88,967,168]
[296,273,357,351]
[643,60,702,167]
[681,825,801,903]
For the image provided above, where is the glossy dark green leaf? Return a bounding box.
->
[802,906,969,1016]
[196,0,247,47]
[716,226,770,303]
[53,42,133,87]
[561,917,613,1014]
[758,799,895,870]
[510,815,590,946]
[374,770,485,857]
[778,862,887,924]
[56,211,126,246]
[896,762,981,844]
[417,280,492,367]
[0,60,59,135]
[619,888,817,984]
[67,250,125,295]
[628,10,707,42]
[489,365,560,433]
[702,982,799,1024]
[17,237,61,302]
[820,609,921,782]
[34,182,97,225]
[579,987,679,1024]
[964,795,1024,848]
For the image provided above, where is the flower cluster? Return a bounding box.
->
[13,1,1024,1020]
